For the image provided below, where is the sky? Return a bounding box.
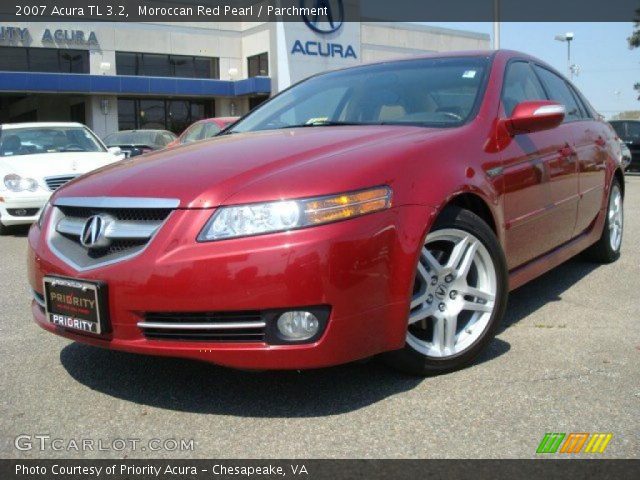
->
[424,22,639,119]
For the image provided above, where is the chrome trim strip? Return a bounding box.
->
[104,220,163,239]
[45,174,77,181]
[56,217,162,240]
[31,289,46,308]
[486,166,504,178]
[53,197,180,209]
[533,105,566,116]
[137,321,266,330]
[56,217,85,236]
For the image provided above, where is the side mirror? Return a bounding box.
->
[502,101,565,136]
[107,146,122,156]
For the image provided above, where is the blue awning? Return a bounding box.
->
[0,72,271,97]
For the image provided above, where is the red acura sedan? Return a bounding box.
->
[166,117,239,148]
[28,51,624,375]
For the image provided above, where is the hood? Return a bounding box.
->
[0,151,120,180]
[53,126,433,208]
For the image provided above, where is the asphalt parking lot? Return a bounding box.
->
[1,176,638,459]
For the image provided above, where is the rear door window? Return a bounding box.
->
[182,124,203,143]
[501,61,547,117]
[202,123,221,138]
[533,66,582,122]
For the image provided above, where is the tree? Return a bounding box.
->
[629,9,640,99]
[630,9,640,47]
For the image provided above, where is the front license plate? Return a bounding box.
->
[43,276,109,335]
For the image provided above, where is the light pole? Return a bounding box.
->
[554,32,575,79]
[493,0,500,50]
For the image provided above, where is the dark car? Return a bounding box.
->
[610,120,640,171]
[103,130,177,157]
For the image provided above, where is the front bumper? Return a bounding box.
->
[1,194,49,226]
[28,205,435,370]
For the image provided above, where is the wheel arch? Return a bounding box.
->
[442,192,499,237]
[613,168,624,198]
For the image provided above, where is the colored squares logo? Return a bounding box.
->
[537,433,612,454]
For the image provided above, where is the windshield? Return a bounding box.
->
[230,56,490,134]
[104,131,163,147]
[0,126,105,157]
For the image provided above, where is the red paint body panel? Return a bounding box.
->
[29,205,435,369]
[28,50,622,369]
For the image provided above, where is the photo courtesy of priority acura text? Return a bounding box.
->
[0,0,638,478]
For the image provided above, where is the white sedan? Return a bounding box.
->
[0,122,123,234]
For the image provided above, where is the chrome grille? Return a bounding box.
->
[45,175,78,191]
[139,312,266,342]
[32,289,46,310]
[47,197,179,271]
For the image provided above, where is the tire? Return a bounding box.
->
[584,179,623,264]
[0,222,9,236]
[383,207,508,376]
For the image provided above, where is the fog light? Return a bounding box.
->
[277,311,319,341]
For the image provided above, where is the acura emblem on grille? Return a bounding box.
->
[80,215,110,249]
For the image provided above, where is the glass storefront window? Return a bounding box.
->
[168,100,190,133]
[116,52,138,76]
[116,52,219,79]
[139,99,166,129]
[3,47,28,71]
[117,99,136,130]
[60,50,87,73]
[195,57,218,79]
[27,48,61,73]
[0,46,88,74]
[248,53,268,77]
[170,55,194,77]
[141,54,171,77]
[118,98,213,134]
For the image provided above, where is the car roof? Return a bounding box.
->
[0,122,85,130]
[328,49,551,74]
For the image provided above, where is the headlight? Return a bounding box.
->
[4,174,39,192]
[36,201,52,229]
[198,186,392,241]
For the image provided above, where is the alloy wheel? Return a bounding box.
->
[408,228,497,358]
[608,184,623,252]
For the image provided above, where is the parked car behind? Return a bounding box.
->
[610,120,640,171]
[619,140,632,171]
[167,117,239,148]
[103,129,177,157]
[0,122,122,234]
[28,51,624,375]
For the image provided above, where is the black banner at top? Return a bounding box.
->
[0,0,638,23]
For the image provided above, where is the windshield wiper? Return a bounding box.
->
[279,121,368,129]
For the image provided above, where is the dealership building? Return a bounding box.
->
[0,20,489,137]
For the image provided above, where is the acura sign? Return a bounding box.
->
[293,0,357,59]
[301,0,345,34]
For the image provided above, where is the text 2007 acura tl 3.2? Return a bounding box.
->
[28,51,624,375]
